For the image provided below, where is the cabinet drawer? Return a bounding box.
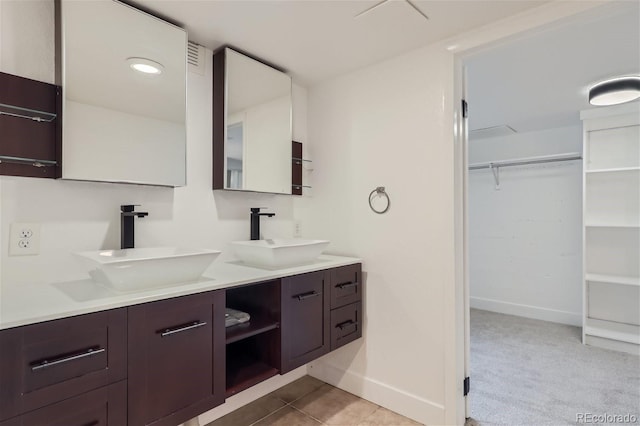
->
[330,264,362,309]
[330,302,362,351]
[0,309,127,421]
[0,380,127,426]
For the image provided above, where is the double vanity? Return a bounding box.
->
[0,247,362,426]
[0,1,343,425]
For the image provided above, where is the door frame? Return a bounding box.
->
[449,1,613,422]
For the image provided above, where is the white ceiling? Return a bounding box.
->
[465,1,640,135]
[133,0,548,86]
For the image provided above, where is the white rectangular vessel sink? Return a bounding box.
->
[230,239,329,269]
[74,247,221,291]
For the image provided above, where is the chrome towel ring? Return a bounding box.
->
[368,186,390,214]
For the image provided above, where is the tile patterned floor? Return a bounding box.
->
[206,376,423,426]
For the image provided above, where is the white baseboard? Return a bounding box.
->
[307,360,445,425]
[193,366,307,425]
[470,296,582,326]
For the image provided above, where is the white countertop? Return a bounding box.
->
[0,255,361,330]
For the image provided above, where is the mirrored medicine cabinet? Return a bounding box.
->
[213,47,293,194]
[57,0,187,187]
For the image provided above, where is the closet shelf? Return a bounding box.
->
[585,223,640,229]
[0,102,56,123]
[585,166,640,174]
[0,155,57,168]
[584,318,640,344]
[585,273,640,287]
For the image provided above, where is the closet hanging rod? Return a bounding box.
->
[468,152,582,171]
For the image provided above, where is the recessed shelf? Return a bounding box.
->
[585,273,640,287]
[0,102,56,123]
[586,167,640,174]
[225,347,279,397]
[225,315,279,344]
[584,318,640,345]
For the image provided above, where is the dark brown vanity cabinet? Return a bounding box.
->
[226,281,281,397]
[127,291,225,426]
[329,264,363,351]
[0,381,127,426]
[0,309,127,424]
[0,263,362,425]
[281,270,331,373]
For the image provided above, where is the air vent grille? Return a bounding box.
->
[187,41,205,75]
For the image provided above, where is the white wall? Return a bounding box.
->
[303,44,455,425]
[468,126,583,325]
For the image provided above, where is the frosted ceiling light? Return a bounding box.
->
[589,77,640,106]
[127,57,164,75]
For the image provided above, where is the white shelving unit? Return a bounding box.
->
[581,102,640,355]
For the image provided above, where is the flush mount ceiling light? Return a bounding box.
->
[589,76,640,106]
[127,57,164,75]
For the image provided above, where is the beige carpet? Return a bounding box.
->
[469,309,640,425]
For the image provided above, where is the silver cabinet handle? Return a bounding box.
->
[293,291,320,301]
[336,282,358,290]
[31,347,105,371]
[336,320,357,330]
[160,321,207,337]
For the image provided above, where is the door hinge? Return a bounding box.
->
[463,376,470,396]
[461,100,468,118]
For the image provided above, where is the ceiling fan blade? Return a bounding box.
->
[405,0,429,21]
[354,0,391,18]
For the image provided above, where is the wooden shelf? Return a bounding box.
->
[226,315,279,344]
[585,273,640,287]
[584,318,640,345]
[225,351,278,398]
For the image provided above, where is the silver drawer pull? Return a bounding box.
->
[294,291,320,301]
[31,347,105,371]
[160,321,207,337]
[336,282,358,290]
[336,320,357,330]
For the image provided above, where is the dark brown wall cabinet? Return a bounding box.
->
[127,291,225,426]
[292,141,303,195]
[0,309,126,423]
[0,72,61,179]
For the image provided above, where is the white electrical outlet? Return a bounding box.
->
[9,223,40,256]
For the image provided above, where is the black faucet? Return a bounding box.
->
[250,208,275,240]
[121,205,149,249]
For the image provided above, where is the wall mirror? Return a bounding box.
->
[58,0,187,187]
[213,47,292,194]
